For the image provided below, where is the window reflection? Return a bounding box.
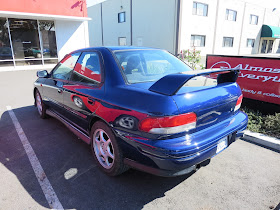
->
[9,19,41,62]
[0,18,13,66]
[39,21,58,59]
[72,52,102,84]
[53,53,80,80]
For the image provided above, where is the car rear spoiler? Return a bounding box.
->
[149,68,240,96]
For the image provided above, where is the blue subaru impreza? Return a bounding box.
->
[34,46,248,176]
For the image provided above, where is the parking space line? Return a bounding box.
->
[6,106,64,210]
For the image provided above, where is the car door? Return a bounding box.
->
[63,51,104,131]
[42,52,80,114]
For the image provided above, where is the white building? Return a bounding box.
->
[87,0,280,62]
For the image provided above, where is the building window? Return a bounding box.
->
[39,21,58,64]
[277,42,280,53]
[192,2,208,16]
[250,14,258,25]
[0,17,58,67]
[191,35,206,47]
[223,37,234,47]
[118,12,126,23]
[0,18,13,67]
[9,18,43,66]
[267,40,274,53]
[118,37,127,46]
[247,39,255,47]
[226,9,237,21]
[261,40,267,53]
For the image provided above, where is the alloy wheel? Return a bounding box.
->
[93,129,115,169]
[36,92,43,115]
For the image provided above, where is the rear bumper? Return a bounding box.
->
[123,158,198,177]
[116,111,248,176]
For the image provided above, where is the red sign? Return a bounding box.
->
[206,55,280,105]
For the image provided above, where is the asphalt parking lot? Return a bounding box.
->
[0,69,279,210]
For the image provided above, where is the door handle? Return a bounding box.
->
[58,89,63,94]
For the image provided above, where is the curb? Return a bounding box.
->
[242,130,280,152]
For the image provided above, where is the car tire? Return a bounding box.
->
[90,121,128,176]
[35,90,47,119]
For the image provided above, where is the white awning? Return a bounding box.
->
[0,10,91,21]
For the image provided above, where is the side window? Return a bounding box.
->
[71,52,102,84]
[115,53,143,74]
[53,53,80,80]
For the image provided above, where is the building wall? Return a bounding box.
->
[213,0,245,55]
[87,0,132,46]
[132,0,177,53]
[102,0,131,46]
[238,3,264,55]
[88,4,103,47]
[180,0,217,56]
[87,0,280,59]
[87,0,178,53]
[56,20,89,59]
[179,0,280,60]
[263,9,280,26]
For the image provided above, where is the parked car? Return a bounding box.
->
[34,47,248,177]
[25,47,42,58]
[0,46,13,60]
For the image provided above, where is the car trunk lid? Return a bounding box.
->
[173,82,241,132]
[148,68,241,132]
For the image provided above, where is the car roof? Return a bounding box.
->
[71,46,161,54]
[104,46,158,51]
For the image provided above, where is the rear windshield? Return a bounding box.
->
[114,49,193,84]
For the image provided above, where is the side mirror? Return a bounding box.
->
[37,70,48,78]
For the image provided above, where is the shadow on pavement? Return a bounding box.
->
[0,105,195,209]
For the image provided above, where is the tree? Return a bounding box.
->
[179,48,204,70]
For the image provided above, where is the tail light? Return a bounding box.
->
[139,112,197,134]
[234,94,243,112]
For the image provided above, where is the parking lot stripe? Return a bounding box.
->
[6,106,64,210]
